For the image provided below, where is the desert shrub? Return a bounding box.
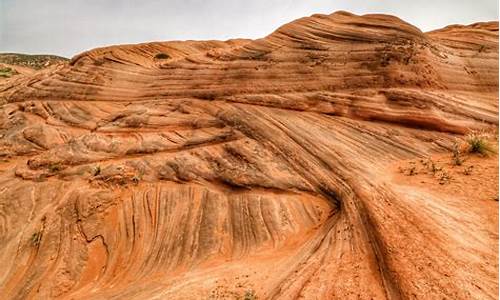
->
[425,158,442,173]
[463,166,473,175]
[243,290,257,300]
[48,163,63,173]
[0,67,17,78]
[132,174,141,184]
[407,165,416,175]
[437,170,451,185]
[154,53,170,60]
[466,132,496,155]
[399,162,419,176]
[30,231,42,246]
[92,165,101,176]
[451,141,463,165]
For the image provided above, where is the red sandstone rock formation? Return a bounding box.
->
[0,11,498,299]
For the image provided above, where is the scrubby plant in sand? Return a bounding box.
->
[466,132,496,155]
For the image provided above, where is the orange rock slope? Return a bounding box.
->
[0,11,498,299]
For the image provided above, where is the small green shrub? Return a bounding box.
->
[466,132,496,155]
[30,232,42,246]
[0,67,17,78]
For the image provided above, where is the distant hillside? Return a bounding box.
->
[0,53,68,79]
[0,53,68,69]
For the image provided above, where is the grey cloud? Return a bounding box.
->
[1,0,498,57]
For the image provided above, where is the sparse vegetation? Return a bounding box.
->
[48,163,63,173]
[451,141,463,165]
[0,67,18,78]
[92,165,101,176]
[425,158,442,174]
[400,158,453,184]
[30,231,42,246]
[437,170,451,185]
[132,174,141,184]
[420,158,443,174]
[243,290,257,300]
[0,53,68,70]
[402,161,417,176]
[464,165,473,175]
[466,132,496,155]
[407,165,416,175]
[132,168,145,185]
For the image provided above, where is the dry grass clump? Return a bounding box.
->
[451,140,463,165]
[465,132,496,156]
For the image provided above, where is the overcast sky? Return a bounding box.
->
[1,0,498,58]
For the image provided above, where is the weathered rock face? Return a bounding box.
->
[0,11,498,299]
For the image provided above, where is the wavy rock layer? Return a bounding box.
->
[0,11,498,299]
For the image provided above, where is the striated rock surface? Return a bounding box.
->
[0,11,498,299]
